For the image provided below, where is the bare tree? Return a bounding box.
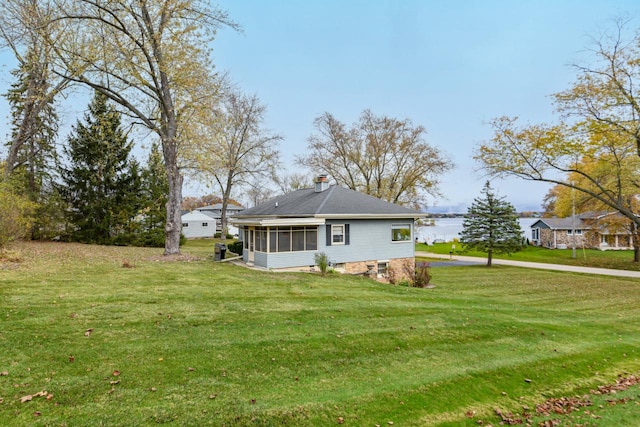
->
[297,109,453,208]
[476,21,640,261]
[188,90,281,238]
[274,172,314,194]
[40,0,236,254]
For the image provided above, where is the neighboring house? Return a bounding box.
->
[197,203,245,218]
[195,203,243,236]
[179,203,244,238]
[229,175,426,277]
[181,210,217,239]
[530,212,635,250]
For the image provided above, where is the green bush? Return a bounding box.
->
[0,182,37,248]
[401,260,432,288]
[214,232,235,239]
[227,240,243,255]
[314,252,329,276]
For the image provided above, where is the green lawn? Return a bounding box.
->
[418,242,640,271]
[1,241,640,426]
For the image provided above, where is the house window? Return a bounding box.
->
[391,224,412,242]
[567,229,582,235]
[306,228,318,250]
[256,229,267,252]
[332,225,345,245]
[278,228,291,251]
[532,228,539,240]
[182,223,189,228]
[377,261,389,275]
[292,227,305,251]
[264,226,318,252]
[202,222,208,227]
[244,228,249,249]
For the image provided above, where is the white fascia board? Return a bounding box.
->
[229,217,326,227]
[317,214,427,219]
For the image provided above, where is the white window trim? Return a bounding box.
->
[332,224,345,245]
[377,260,390,276]
[391,223,412,243]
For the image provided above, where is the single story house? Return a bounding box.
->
[181,210,217,239]
[180,203,244,238]
[530,211,635,250]
[229,176,426,277]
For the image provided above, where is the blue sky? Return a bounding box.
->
[1,1,640,212]
[210,0,640,211]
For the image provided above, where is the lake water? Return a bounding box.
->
[416,217,538,244]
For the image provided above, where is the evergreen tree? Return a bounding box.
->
[138,142,169,246]
[59,91,142,244]
[459,181,524,267]
[5,46,61,239]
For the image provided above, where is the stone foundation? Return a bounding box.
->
[342,257,415,282]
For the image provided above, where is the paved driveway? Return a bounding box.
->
[416,251,640,279]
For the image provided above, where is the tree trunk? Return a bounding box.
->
[161,121,183,255]
[486,248,493,267]
[158,58,182,256]
[220,171,234,243]
[164,164,183,255]
[633,223,640,263]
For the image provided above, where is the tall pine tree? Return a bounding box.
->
[459,181,524,266]
[4,46,61,240]
[60,91,142,244]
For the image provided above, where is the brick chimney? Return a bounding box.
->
[315,174,330,192]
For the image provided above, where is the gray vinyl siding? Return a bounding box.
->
[263,251,317,269]
[321,219,414,264]
[181,221,215,239]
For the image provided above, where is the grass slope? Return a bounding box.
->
[418,242,640,271]
[1,241,640,426]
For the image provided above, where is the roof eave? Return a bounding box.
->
[229,217,326,226]
[317,213,426,219]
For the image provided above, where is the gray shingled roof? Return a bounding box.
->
[235,185,423,218]
[532,212,616,230]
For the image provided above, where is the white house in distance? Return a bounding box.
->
[181,203,244,238]
[181,210,217,239]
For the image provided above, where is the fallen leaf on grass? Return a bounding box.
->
[20,391,52,404]
[84,328,93,337]
[0,371,8,376]
[112,370,120,376]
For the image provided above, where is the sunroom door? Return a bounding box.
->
[248,227,255,263]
